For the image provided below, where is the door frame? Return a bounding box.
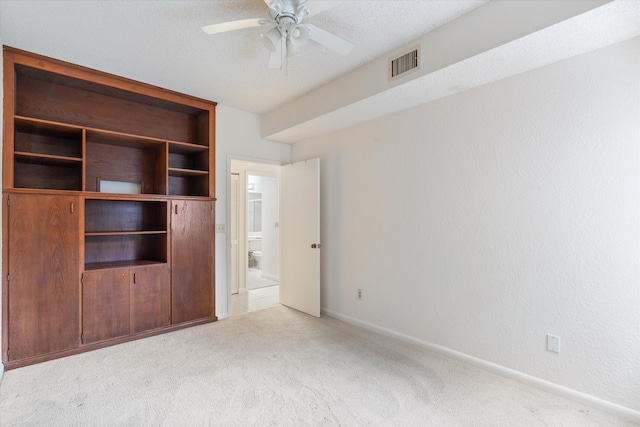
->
[225,155,282,317]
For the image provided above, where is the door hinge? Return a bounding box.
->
[6,348,9,358]
[81,332,83,341]
[6,197,9,207]
[6,274,9,282]
[80,274,83,285]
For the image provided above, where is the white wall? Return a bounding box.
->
[215,106,289,317]
[291,38,640,413]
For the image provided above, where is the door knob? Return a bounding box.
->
[311,243,321,249]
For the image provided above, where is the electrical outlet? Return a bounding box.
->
[215,224,225,233]
[547,334,560,353]
[357,289,362,299]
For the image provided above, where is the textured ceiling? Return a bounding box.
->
[0,0,485,114]
[1,0,638,144]
[265,0,640,142]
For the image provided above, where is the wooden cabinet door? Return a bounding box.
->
[6,193,80,360]
[130,264,170,333]
[171,200,214,324]
[82,268,130,344]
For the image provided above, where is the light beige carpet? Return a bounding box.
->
[0,305,634,426]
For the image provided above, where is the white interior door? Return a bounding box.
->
[280,158,321,317]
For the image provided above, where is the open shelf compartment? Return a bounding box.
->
[84,199,169,269]
[85,130,167,195]
[13,117,83,190]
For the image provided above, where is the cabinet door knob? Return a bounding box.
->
[133,273,137,284]
[70,202,74,214]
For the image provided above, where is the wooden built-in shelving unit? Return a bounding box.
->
[2,46,217,369]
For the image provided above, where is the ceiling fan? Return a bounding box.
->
[202,0,354,69]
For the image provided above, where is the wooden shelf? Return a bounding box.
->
[85,260,168,271]
[15,115,83,132]
[15,151,82,166]
[86,129,164,149]
[85,230,167,237]
[17,115,206,148]
[169,141,208,154]
[168,167,209,177]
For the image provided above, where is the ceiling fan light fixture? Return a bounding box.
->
[260,27,282,52]
[296,5,310,19]
[293,24,309,42]
[286,40,301,57]
[286,24,309,57]
[293,24,310,43]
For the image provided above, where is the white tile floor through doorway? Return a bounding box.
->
[232,268,280,315]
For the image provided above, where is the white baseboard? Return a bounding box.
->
[321,307,640,424]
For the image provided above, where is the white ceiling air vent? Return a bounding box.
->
[389,45,420,80]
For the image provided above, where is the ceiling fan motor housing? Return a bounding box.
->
[202,0,353,68]
[264,0,312,56]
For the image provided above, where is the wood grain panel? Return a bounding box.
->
[85,141,162,194]
[171,200,214,324]
[14,161,82,191]
[7,48,216,111]
[16,74,199,143]
[7,194,80,360]
[3,51,16,188]
[82,268,130,343]
[130,264,170,333]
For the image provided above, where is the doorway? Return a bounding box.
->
[229,160,280,315]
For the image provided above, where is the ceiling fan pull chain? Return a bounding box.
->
[282,35,287,73]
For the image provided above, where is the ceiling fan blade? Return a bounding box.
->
[202,18,264,35]
[306,24,353,55]
[263,0,278,8]
[268,40,283,69]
